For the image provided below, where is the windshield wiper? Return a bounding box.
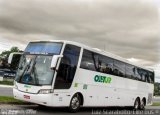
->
[30,58,39,85]
[19,56,37,83]
[18,59,32,82]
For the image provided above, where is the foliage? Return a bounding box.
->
[152,102,160,106]
[0,80,14,85]
[0,96,25,104]
[154,82,160,96]
[1,47,20,58]
[0,47,21,69]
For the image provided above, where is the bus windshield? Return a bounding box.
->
[15,42,63,85]
[15,55,54,85]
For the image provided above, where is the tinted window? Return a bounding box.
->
[80,50,98,71]
[146,72,151,83]
[54,44,80,89]
[141,69,148,82]
[113,60,125,77]
[98,55,114,74]
[81,50,114,74]
[80,49,154,84]
[125,64,135,79]
[148,72,154,83]
[133,67,142,81]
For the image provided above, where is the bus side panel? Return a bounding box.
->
[72,68,153,107]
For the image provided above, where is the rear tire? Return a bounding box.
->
[69,94,81,113]
[140,99,145,110]
[133,98,140,110]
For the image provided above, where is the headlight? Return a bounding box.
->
[38,89,53,94]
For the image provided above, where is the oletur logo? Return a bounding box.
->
[94,75,112,84]
[24,85,31,88]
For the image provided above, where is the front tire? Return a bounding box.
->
[69,94,81,113]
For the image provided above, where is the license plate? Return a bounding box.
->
[24,95,30,99]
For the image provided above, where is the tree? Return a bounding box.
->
[10,47,20,52]
[0,47,21,69]
[154,82,160,96]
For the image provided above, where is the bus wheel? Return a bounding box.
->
[69,94,81,113]
[133,98,140,110]
[140,99,146,110]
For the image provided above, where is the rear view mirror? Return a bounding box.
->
[51,55,63,69]
[8,52,22,70]
[8,52,22,64]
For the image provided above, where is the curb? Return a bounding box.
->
[0,85,13,88]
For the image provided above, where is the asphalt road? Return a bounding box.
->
[0,86,13,96]
[0,104,160,115]
[153,97,160,103]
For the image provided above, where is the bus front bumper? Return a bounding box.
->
[13,88,54,106]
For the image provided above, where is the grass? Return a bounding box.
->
[155,96,160,97]
[152,102,160,106]
[0,96,33,105]
[0,96,34,105]
[0,80,13,85]
[0,96,24,104]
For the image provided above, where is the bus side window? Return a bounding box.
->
[113,60,125,77]
[141,69,147,82]
[125,64,134,79]
[98,55,113,74]
[148,72,154,83]
[54,44,80,89]
[80,50,97,71]
[133,67,142,81]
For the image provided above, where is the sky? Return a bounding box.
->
[0,0,160,82]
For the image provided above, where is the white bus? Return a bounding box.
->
[9,40,154,112]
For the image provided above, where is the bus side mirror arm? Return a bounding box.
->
[50,55,63,70]
[8,53,14,64]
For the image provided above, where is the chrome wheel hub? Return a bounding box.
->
[71,97,80,110]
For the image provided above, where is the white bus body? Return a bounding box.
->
[12,40,154,112]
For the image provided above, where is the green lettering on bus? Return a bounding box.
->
[94,75,112,84]
[24,85,31,88]
[94,75,99,82]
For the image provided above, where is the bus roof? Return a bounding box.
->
[29,40,154,72]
